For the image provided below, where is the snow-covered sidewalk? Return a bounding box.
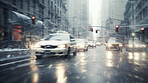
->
[0,48,30,52]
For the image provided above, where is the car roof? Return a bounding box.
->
[56,31,69,34]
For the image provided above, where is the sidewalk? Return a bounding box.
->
[0,48,31,59]
[0,48,30,52]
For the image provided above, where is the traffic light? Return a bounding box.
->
[115,25,118,32]
[96,29,98,33]
[90,27,93,32]
[141,28,144,34]
[32,16,35,25]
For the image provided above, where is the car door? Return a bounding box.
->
[70,35,76,52]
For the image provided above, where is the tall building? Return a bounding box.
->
[101,0,127,37]
[107,0,127,29]
[67,0,89,38]
[0,0,68,48]
[124,0,148,42]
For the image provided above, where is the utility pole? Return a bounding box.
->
[131,1,135,52]
[73,17,75,35]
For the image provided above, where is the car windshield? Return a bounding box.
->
[108,39,120,43]
[76,39,85,43]
[44,34,69,41]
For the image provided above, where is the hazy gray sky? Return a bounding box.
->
[89,0,102,26]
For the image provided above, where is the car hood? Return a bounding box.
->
[36,40,69,46]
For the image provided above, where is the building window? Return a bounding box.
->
[13,0,16,5]
[20,0,23,9]
[27,0,30,11]
[48,0,50,7]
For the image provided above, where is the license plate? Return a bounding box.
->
[45,50,50,53]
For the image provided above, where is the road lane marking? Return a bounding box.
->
[48,64,53,69]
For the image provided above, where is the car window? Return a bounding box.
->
[70,35,74,39]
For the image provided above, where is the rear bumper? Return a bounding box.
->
[106,46,122,50]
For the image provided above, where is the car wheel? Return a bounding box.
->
[86,48,88,51]
[36,55,42,59]
[65,48,71,58]
[73,50,77,56]
[84,49,87,52]
[126,47,128,51]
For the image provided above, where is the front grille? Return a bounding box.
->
[112,44,119,48]
[41,45,57,49]
[112,44,119,46]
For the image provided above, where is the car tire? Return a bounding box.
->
[65,48,71,58]
[36,55,42,59]
[86,48,88,51]
[84,49,86,52]
[73,50,77,56]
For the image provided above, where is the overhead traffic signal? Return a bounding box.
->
[90,27,93,32]
[115,25,118,32]
[32,16,36,25]
[141,28,144,34]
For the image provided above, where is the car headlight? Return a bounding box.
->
[142,44,146,47]
[58,44,67,48]
[34,44,41,48]
[108,44,112,47]
[135,45,139,47]
[129,45,133,48]
[119,44,123,47]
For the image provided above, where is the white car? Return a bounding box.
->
[76,39,88,51]
[88,41,96,48]
[106,38,123,51]
[32,33,77,58]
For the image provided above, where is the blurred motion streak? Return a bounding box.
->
[56,63,67,83]
[106,51,114,67]
[29,59,39,83]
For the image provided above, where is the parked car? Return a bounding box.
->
[106,38,123,51]
[88,41,96,47]
[32,33,77,58]
[96,41,101,46]
[125,37,146,51]
[76,39,88,51]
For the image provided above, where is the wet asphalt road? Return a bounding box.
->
[1,46,148,83]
